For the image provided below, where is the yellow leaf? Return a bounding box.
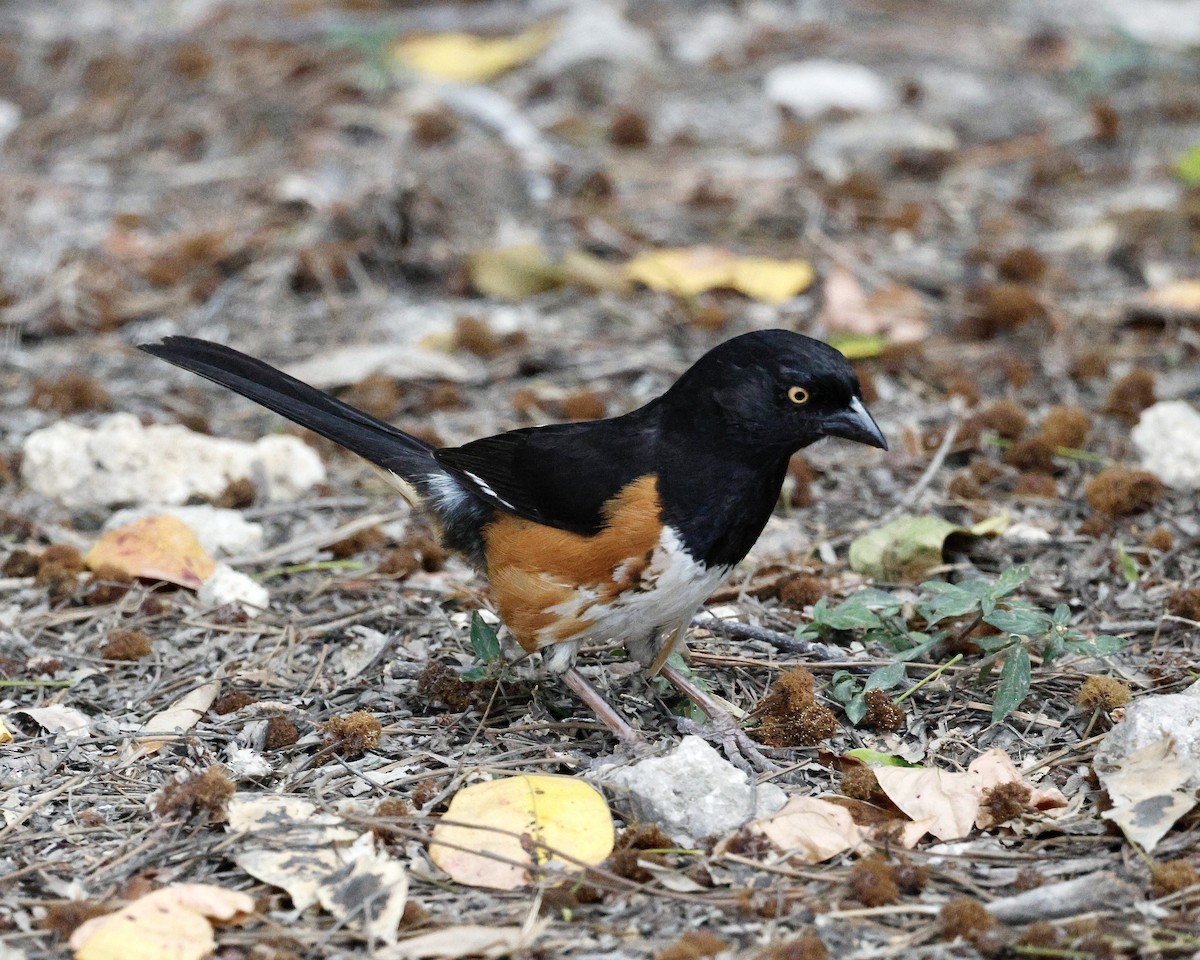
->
[626,247,738,298]
[70,883,253,960]
[86,515,215,590]
[395,24,554,84]
[1144,279,1200,313]
[0,717,12,743]
[467,244,563,301]
[626,247,814,303]
[729,257,815,304]
[429,775,613,890]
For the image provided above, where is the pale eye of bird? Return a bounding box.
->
[787,386,810,405]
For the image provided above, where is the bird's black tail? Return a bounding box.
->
[139,336,439,485]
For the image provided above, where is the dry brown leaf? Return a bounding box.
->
[69,883,253,960]
[384,921,548,960]
[748,796,868,864]
[85,515,215,589]
[1143,279,1200,313]
[14,705,91,740]
[968,748,1068,829]
[818,265,929,345]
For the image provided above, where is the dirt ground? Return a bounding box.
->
[2,1,1199,958]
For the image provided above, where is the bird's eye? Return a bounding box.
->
[787,386,810,405]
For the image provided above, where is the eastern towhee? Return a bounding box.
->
[141,330,886,755]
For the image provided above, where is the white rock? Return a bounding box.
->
[765,60,895,119]
[807,114,957,183]
[198,564,270,617]
[21,413,325,508]
[1093,680,1200,790]
[104,505,264,558]
[602,736,786,844]
[225,744,272,779]
[535,3,657,73]
[1131,401,1200,491]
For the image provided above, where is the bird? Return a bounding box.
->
[140,330,886,758]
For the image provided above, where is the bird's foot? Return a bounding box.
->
[676,714,781,775]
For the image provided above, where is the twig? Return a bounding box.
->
[694,616,844,660]
[891,415,961,514]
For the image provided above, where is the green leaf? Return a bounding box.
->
[829,670,862,704]
[992,647,1032,722]
[1051,604,1071,626]
[1115,542,1139,584]
[1174,145,1200,185]
[845,693,868,725]
[984,605,1052,637]
[917,582,983,625]
[975,633,1016,654]
[894,636,937,662]
[866,661,907,690]
[470,611,502,662]
[818,596,883,631]
[1069,634,1127,657]
[989,565,1031,598]
[459,665,489,682]
[845,748,920,767]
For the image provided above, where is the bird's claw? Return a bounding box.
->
[676,715,781,774]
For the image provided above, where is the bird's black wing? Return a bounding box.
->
[434,412,659,536]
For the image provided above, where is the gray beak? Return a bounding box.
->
[822,396,888,450]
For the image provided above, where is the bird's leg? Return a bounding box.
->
[657,660,780,774]
[562,666,646,748]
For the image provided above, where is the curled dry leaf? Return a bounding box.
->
[14,705,91,740]
[69,883,253,960]
[872,767,979,842]
[130,680,220,757]
[818,265,930,354]
[968,748,1067,829]
[748,796,868,864]
[85,515,215,590]
[428,775,614,890]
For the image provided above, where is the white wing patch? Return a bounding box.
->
[462,469,516,510]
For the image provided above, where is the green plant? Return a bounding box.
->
[800,566,1126,723]
[460,611,511,682]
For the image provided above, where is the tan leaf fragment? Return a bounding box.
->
[873,766,979,842]
[968,748,1068,830]
[1143,279,1200,313]
[429,775,614,890]
[15,705,91,740]
[86,515,215,589]
[748,796,868,864]
[130,681,220,757]
[69,883,253,960]
[316,835,409,946]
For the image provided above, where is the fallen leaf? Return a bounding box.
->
[316,835,409,946]
[873,766,979,842]
[69,883,253,960]
[1173,145,1200,185]
[384,922,548,960]
[85,515,215,590]
[15,705,91,740]
[748,796,868,864]
[848,514,1006,582]
[467,244,563,301]
[131,681,220,756]
[626,247,814,304]
[228,794,407,941]
[395,24,554,84]
[428,775,614,890]
[0,717,11,743]
[1096,737,1197,852]
[844,748,920,767]
[818,266,929,349]
[968,748,1068,829]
